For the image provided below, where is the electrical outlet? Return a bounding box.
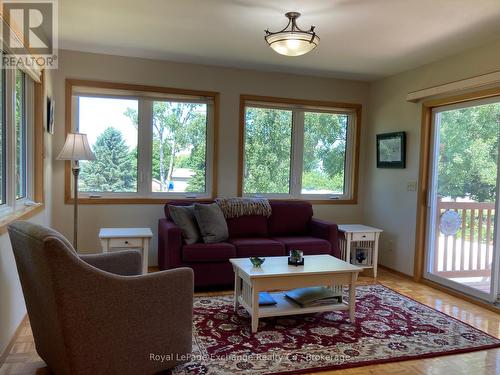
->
[407,181,417,191]
[388,240,393,252]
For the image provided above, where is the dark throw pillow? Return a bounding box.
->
[168,205,201,244]
[193,203,229,243]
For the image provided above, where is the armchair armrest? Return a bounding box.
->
[158,218,183,270]
[309,218,340,258]
[80,249,142,276]
[58,262,194,373]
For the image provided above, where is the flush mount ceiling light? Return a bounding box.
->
[265,12,320,57]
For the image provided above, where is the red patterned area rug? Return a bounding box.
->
[172,284,500,374]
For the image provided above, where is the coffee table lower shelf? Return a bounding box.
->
[238,293,349,318]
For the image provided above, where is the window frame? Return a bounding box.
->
[147,99,214,198]
[65,79,220,204]
[238,95,361,204]
[73,94,141,197]
[241,102,294,197]
[0,68,36,219]
[0,68,6,207]
[15,70,29,201]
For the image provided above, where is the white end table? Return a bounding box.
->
[338,224,383,278]
[99,228,153,274]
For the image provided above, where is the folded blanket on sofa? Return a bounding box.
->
[215,197,272,219]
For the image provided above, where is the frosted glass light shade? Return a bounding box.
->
[57,133,95,161]
[266,32,319,56]
[265,12,320,57]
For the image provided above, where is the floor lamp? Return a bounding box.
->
[57,133,95,250]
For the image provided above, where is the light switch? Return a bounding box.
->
[407,181,417,191]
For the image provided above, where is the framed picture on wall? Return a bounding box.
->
[376,131,406,168]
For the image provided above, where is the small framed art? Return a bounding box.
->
[376,131,406,168]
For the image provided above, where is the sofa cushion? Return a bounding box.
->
[230,238,285,258]
[182,242,236,262]
[272,236,331,255]
[227,215,268,239]
[168,205,200,244]
[194,203,229,243]
[164,200,214,220]
[268,200,313,236]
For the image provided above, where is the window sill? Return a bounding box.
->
[0,203,44,235]
[65,197,356,205]
[65,197,214,205]
[305,199,357,205]
[243,196,358,205]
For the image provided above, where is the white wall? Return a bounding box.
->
[0,69,54,355]
[364,40,500,276]
[51,49,369,261]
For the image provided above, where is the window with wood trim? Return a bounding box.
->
[0,65,35,217]
[0,68,5,206]
[77,96,139,193]
[68,80,218,201]
[15,70,27,199]
[239,96,360,202]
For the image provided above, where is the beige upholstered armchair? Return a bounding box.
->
[8,221,194,375]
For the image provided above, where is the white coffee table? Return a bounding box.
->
[230,255,361,332]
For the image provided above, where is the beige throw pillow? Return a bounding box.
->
[193,203,229,243]
[168,205,201,244]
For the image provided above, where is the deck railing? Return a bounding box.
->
[434,200,494,278]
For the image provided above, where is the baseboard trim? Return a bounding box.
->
[378,264,414,280]
[0,314,28,367]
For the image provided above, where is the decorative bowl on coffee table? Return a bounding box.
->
[250,257,265,268]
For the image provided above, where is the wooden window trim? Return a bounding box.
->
[237,94,361,205]
[64,79,220,204]
[0,72,45,234]
[414,86,500,282]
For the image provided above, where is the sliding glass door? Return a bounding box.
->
[425,97,500,302]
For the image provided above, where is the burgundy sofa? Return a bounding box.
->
[158,200,340,288]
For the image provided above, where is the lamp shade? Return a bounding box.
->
[265,12,320,57]
[266,32,319,56]
[57,133,95,161]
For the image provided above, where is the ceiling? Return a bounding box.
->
[59,0,500,81]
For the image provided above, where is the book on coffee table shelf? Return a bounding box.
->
[285,286,342,308]
[259,292,277,306]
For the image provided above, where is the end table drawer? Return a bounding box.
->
[352,232,375,242]
[107,238,143,249]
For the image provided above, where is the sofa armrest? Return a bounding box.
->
[158,218,183,270]
[80,250,143,276]
[309,218,340,259]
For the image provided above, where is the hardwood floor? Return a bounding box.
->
[0,268,498,375]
